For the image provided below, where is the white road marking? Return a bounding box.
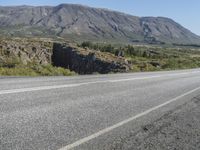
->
[58,86,200,150]
[0,81,106,95]
[109,75,160,82]
[109,72,197,82]
[0,71,199,95]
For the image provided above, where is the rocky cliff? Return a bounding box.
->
[0,38,131,74]
[0,38,53,66]
[52,43,130,74]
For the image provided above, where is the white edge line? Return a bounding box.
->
[58,86,200,150]
[109,75,160,82]
[0,71,199,95]
[0,81,106,95]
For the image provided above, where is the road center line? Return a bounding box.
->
[0,71,199,95]
[58,86,200,150]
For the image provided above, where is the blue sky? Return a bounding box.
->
[1,0,199,35]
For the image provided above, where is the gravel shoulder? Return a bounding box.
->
[112,95,200,150]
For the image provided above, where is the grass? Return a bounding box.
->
[0,64,76,76]
[1,38,200,76]
[78,41,200,72]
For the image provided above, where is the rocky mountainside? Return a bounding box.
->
[0,4,200,44]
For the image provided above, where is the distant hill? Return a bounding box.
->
[0,4,200,44]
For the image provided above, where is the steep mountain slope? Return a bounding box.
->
[0,4,199,44]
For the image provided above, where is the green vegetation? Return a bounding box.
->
[79,41,117,53]
[1,37,200,76]
[0,64,75,76]
[79,41,200,72]
[0,58,75,76]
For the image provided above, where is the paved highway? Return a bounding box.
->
[1,69,200,150]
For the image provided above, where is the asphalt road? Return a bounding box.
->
[1,69,200,150]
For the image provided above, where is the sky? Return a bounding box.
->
[0,0,199,35]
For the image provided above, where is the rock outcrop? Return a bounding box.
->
[0,38,53,65]
[0,38,131,74]
[52,43,130,74]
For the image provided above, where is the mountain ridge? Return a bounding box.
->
[0,3,199,44]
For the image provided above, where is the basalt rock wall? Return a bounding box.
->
[52,43,131,74]
[0,38,131,74]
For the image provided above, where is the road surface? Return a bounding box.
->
[1,69,200,150]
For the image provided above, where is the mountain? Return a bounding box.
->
[0,4,200,44]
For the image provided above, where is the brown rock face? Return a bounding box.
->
[0,38,53,65]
